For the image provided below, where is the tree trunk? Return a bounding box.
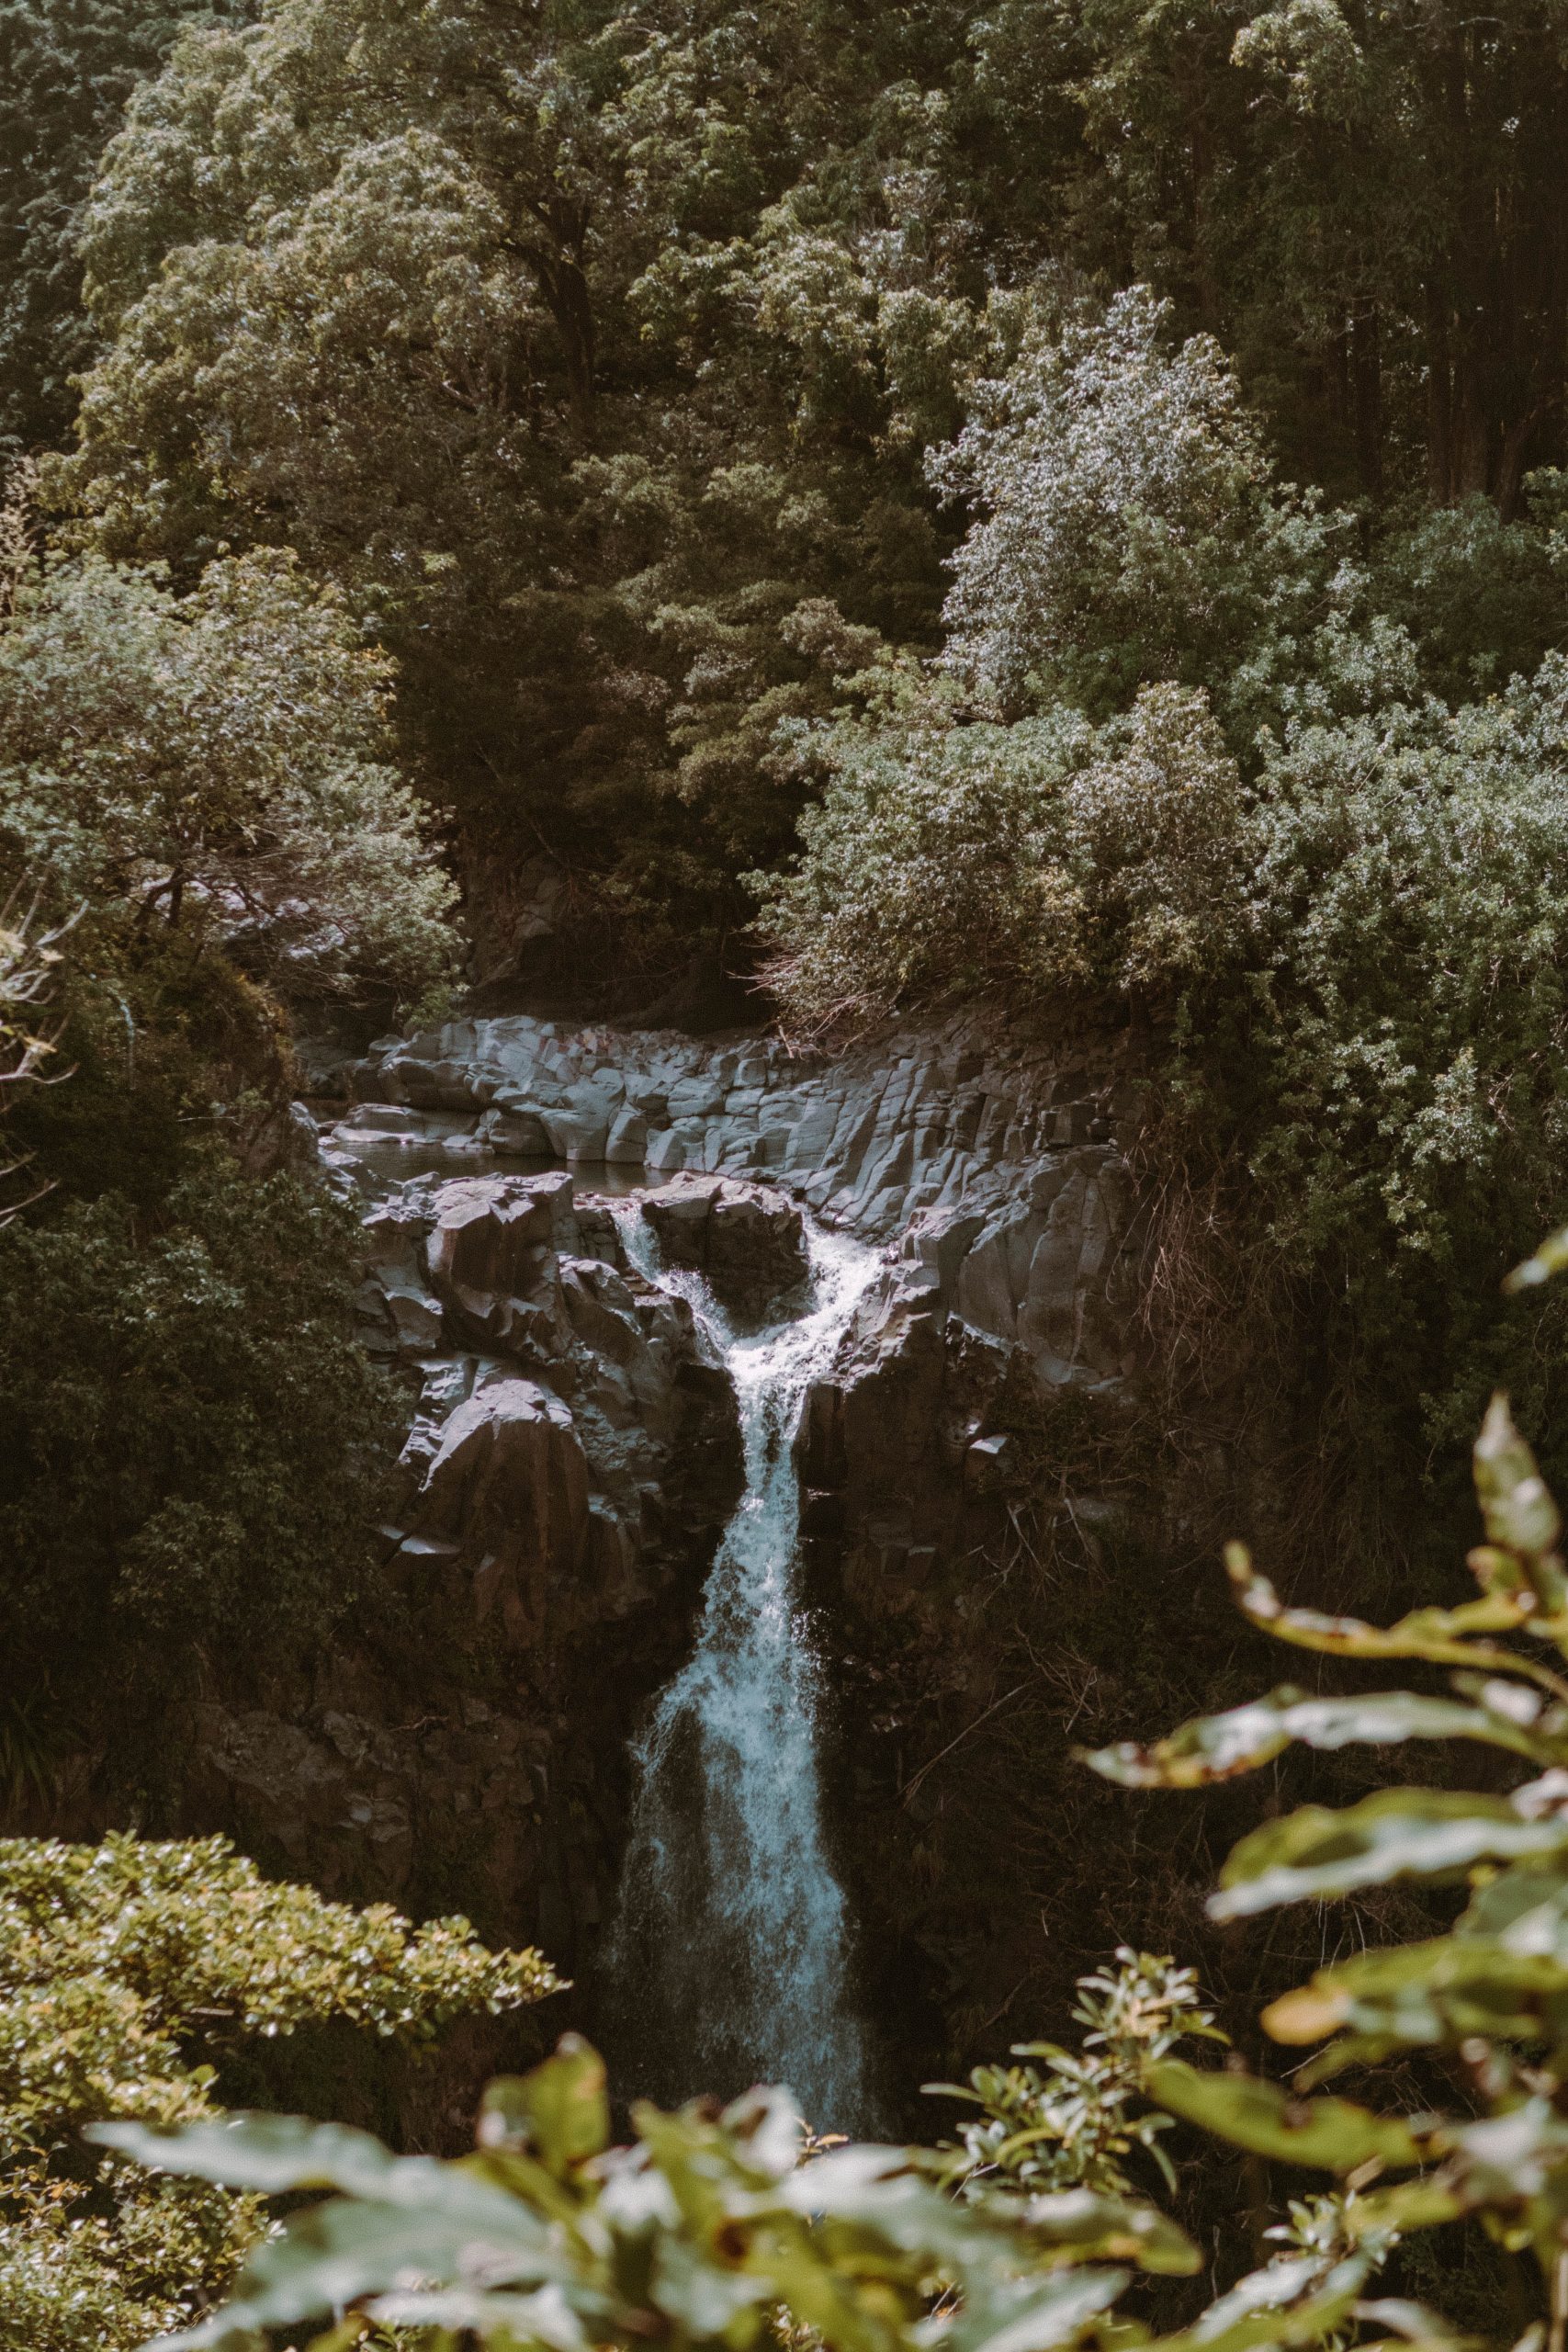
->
[1351,304,1382,499]
[1424,279,1453,502]
[534,249,596,437]
[523,195,597,440]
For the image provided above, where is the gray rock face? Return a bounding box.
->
[640,1176,808,1322]
[320,1008,1145,1638]
[331,1007,1141,1397]
[312,1010,1152,1768]
[356,1169,743,1649]
[164,1009,1140,1975]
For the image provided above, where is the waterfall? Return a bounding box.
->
[605,1211,883,2128]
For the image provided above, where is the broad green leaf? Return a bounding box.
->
[1350,2295,1478,2351]
[1084,1685,1547,1789]
[1445,2098,1568,2260]
[1505,1229,1568,1293]
[1337,2179,1464,2239]
[1448,2097,1568,2197]
[90,2109,518,2214]
[649,2234,770,2337]
[945,2265,1130,2352]
[1144,2061,1430,2172]
[631,2102,772,2238]
[144,2190,574,2349]
[748,2233,903,2352]
[720,2082,808,2183]
[1264,1932,1568,2050]
[1223,1548,1568,1699]
[479,2034,610,2177]
[1459,1860,1568,1951]
[1212,1791,1568,1920]
[782,2143,986,2265]
[1155,2253,1369,2352]
[1473,1396,1564,1566]
[1020,2188,1201,2275]
[364,2283,593,2351]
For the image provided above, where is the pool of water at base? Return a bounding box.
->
[316,1123,652,1201]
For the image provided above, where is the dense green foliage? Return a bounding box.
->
[1,486,457,1010]
[0,456,455,1718]
[0,1833,555,2350]
[761,295,1568,1532]
[927,1953,1221,2202]
[0,0,247,455]
[10,9,1568,2338]
[51,0,961,954]
[0,1162,400,1695]
[31,0,1565,971]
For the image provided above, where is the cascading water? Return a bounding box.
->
[605,1210,883,2128]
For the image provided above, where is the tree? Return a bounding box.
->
[761,288,1568,1555]
[929,286,1326,723]
[1015,0,1568,508]
[0,529,457,1009]
[50,0,973,972]
[0,0,249,456]
[0,1164,401,1693]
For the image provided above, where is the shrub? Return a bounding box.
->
[759,682,1246,1033]
[0,1832,556,2352]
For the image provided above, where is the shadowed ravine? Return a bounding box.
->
[604,1211,883,2129]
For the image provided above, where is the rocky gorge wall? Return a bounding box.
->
[317,1009,1154,2077]
[328,1009,1150,1663]
[52,1001,1168,2102]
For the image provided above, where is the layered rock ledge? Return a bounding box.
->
[326,1008,1142,1396]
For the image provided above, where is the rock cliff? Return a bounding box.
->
[326,1012,1145,1580]
[62,1003,1154,2081]
[296,1009,1152,2055]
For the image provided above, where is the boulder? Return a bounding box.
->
[640,1176,809,1320]
[477,1105,553,1154]
[426,1171,577,1299]
[415,1376,591,1578]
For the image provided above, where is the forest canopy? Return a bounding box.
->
[0,0,1565,1764]
[28,0,1565,974]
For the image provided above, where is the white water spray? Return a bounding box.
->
[607,1211,883,2126]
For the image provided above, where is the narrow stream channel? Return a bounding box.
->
[606,1211,883,2128]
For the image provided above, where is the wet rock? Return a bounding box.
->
[641,1176,808,1320]
[360,1165,744,1650]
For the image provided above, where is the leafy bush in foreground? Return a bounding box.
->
[1076,1244,1568,2335]
[0,1834,557,2352]
[101,2029,1202,2352]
